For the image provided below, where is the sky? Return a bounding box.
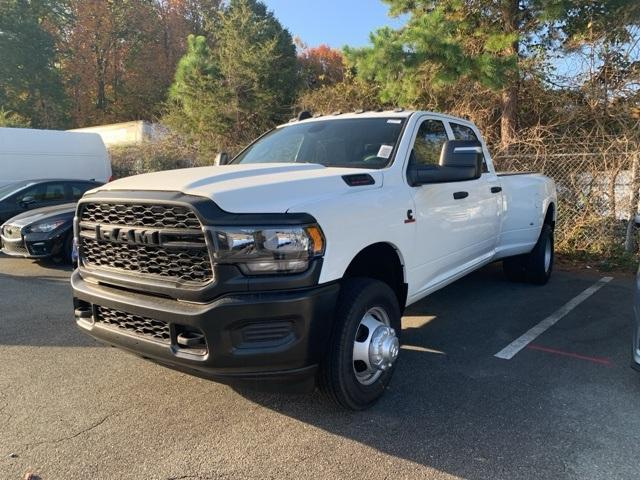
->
[262,0,406,49]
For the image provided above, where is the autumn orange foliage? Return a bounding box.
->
[298,44,345,89]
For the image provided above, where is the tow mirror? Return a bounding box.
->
[408,140,483,186]
[214,152,230,166]
[441,140,483,172]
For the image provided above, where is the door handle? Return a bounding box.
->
[453,191,469,200]
[491,186,502,194]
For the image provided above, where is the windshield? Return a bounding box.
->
[233,117,406,169]
[0,181,29,201]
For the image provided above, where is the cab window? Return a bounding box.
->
[450,123,478,141]
[410,119,449,168]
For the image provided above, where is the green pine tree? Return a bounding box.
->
[346,0,523,145]
[165,0,298,157]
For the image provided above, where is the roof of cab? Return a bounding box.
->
[278,109,472,128]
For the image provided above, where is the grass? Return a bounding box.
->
[556,248,639,274]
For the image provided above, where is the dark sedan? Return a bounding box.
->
[1,203,77,263]
[0,179,101,225]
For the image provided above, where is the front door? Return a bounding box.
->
[406,116,498,300]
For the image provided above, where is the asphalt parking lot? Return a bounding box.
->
[1,253,638,480]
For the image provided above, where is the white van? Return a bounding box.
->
[0,128,111,187]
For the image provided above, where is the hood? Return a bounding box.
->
[4,203,76,228]
[95,163,383,213]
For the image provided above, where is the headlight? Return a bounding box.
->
[210,225,325,275]
[28,219,66,233]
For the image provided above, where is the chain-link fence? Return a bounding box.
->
[494,136,640,259]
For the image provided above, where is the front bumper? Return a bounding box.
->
[1,231,66,259]
[72,270,340,387]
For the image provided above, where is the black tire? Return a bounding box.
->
[503,224,554,285]
[53,232,74,265]
[525,224,554,285]
[503,255,527,282]
[319,277,401,410]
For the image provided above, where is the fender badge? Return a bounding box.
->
[404,209,416,224]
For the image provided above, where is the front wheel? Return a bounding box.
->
[51,232,74,265]
[319,278,401,410]
[503,224,554,285]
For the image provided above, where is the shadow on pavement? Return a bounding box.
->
[231,265,637,480]
[0,255,98,348]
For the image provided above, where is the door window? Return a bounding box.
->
[15,185,44,204]
[450,123,478,141]
[40,183,66,202]
[410,119,449,167]
[70,182,94,200]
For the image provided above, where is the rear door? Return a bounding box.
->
[34,182,68,209]
[448,122,501,252]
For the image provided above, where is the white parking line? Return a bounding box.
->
[494,276,613,360]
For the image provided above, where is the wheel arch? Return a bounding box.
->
[342,242,408,309]
[544,202,556,229]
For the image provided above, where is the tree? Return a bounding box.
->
[549,0,640,115]
[60,0,221,127]
[0,0,67,128]
[166,34,228,146]
[298,44,345,89]
[346,0,640,146]
[0,108,31,128]
[165,0,298,155]
[346,1,525,145]
[62,0,157,126]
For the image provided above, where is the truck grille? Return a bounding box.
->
[78,202,213,284]
[95,306,170,343]
[81,203,201,229]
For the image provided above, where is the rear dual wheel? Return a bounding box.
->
[503,224,554,285]
[319,278,401,410]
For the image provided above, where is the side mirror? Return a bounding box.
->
[214,152,230,166]
[408,140,483,186]
[19,195,35,206]
[440,140,483,172]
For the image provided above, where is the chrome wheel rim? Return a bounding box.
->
[352,306,399,386]
[544,237,552,272]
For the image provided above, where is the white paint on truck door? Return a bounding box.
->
[404,117,503,303]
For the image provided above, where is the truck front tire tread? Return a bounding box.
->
[318,278,401,410]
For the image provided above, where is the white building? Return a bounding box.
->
[69,121,166,148]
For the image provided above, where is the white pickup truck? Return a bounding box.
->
[72,110,556,410]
